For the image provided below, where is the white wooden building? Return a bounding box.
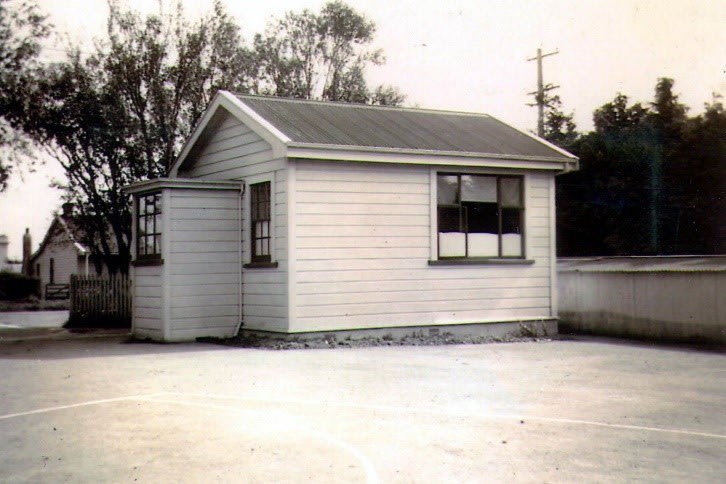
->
[29,203,98,299]
[125,91,578,342]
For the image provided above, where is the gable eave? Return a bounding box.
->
[286,143,578,172]
[169,91,290,177]
[29,216,89,263]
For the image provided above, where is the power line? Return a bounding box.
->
[527,48,558,137]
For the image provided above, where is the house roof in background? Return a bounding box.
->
[231,93,576,163]
[29,215,89,263]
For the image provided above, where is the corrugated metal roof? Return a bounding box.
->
[557,256,726,273]
[232,94,574,161]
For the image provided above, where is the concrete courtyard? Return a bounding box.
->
[0,334,724,482]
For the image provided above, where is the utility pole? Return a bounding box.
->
[527,48,559,137]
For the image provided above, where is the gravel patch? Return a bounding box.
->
[202,332,551,350]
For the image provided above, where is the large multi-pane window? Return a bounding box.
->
[437,174,524,258]
[136,192,162,259]
[250,181,272,262]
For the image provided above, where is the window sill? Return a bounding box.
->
[132,258,164,267]
[428,258,535,266]
[243,261,279,269]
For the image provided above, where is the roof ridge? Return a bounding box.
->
[230,92,492,118]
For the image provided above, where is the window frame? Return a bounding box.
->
[135,191,163,261]
[435,172,526,261]
[243,176,277,269]
[249,181,272,263]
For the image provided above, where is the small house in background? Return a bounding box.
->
[125,92,578,342]
[29,203,104,299]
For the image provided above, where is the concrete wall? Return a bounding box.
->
[558,257,726,343]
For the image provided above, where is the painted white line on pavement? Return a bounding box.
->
[139,395,379,484]
[160,391,726,441]
[0,393,169,421]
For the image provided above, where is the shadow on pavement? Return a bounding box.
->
[0,332,238,361]
[557,332,726,354]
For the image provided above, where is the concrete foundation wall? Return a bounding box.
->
[558,257,726,344]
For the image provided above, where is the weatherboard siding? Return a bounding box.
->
[165,189,240,340]
[133,265,163,339]
[178,111,289,332]
[179,111,282,181]
[291,161,553,332]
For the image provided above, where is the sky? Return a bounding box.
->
[1,0,724,259]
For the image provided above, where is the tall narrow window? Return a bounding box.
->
[49,258,55,284]
[250,181,271,262]
[437,174,524,258]
[136,192,162,260]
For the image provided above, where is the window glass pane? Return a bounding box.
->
[439,232,466,257]
[138,235,146,255]
[155,214,162,234]
[500,178,522,208]
[145,217,152,237]
[146,236,155,254]
[468,233,499,257]
[502,234,522,257]
[437,206,460,232]
[464,202,498,234]
[461,175,496,202]
[501,207,522,234]
[145,196,155,215]
[437,175,458,205]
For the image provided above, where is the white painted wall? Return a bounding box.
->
[166,189,242,340]
[291,160,554,332]
[178,110,289,332]
[0,235,8,271]
[133,264,163,340]
[33,238,84,294]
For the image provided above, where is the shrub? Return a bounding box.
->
[0,272,41,300]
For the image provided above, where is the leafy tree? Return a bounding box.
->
[3,0,253,273]
[542,92,578,150]
[253,0,404,105]
[0,0,49,191]
[557,79,724,256]
[666,97,725,253]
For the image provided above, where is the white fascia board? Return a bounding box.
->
[286,145,570,171]
[73,242,89,255]
[486,114,580,173]
[168,90,290,177]
[123,177,243,194]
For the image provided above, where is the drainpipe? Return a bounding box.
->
[235,181,246,336]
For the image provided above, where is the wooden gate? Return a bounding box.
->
[69,275,131,327]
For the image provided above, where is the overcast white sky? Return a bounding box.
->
[1,0,724,259]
